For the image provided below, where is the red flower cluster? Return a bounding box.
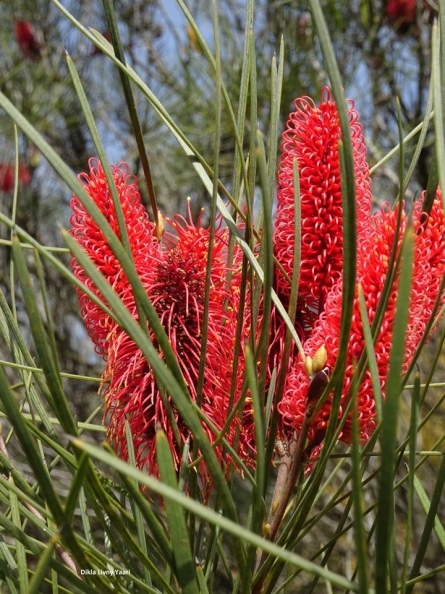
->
[274,88,371,331]
[71,89,445,485]
[14,20,41,60]
[71,160,155,355]
[274,88,445,459]
[70,159,252,493]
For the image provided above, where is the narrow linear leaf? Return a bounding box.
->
[358,285,383,422]
[432,22,445,210]
[124,422,151,587]
[376,227,414,594]
[0,509,88,592]
[405,74,434,199]
[0,366,88,571]
[11,237,78,437]
[27,536,58,594]
[245,345,266,579]
[309,0,357,365]
[195,0,224,411]
[9,478,29,593]
[369,114,434,175]
[0,545,18,594]
[80,442,174,592]
[196,562,210,594]
[70,437,360,592]
[264,157,302,478]
[255,128,274,396]
[412,473,445,550]
[100,0,159,225]
[350,386,369,594]
[401,374,420,593]
[407,453,445,594]
[230,0,253,199]
[156,430,199,594]
[64,453,90,525]
[119,468,174,569]
[267,40,284,196]
[66,54,132,257]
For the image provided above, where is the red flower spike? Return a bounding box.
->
[14,20,41,60]
[103,212,253,493]
[70,163,254,496]
[70,158,156,354]
[278,192,445,454]
[274,87,371,330]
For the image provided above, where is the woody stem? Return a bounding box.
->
[253,367,329,593]
[253,418,310,591]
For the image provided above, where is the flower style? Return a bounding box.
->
[278,193,445,454]
[273,87,371,332]
[70,160,253,493]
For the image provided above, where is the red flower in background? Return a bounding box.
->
[386,0,416,28]
[70,160,253,494]
[0,163,31,193]
[89,31,112,57]
[278,193,445,455]
[274,87,371,332]
[14,20,41,60]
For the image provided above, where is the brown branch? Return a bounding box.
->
[253,368,329,593]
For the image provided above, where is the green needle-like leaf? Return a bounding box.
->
[9,478,28,593]
[376,227,414,593]
[407,454,445,593]
[156,430,199,594]
[0,365,89,575]
[27,536,58,594]
[101,0,159,227]
[11,237,78,437]
[70,436,361,592]
[401,374,420,593]
[351,386,369,593]
[358,285,383,423]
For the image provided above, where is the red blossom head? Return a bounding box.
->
[70,158,156,354]
[14,20,41,60]
[274,86,371,331]
[70,162,254,495]
[278,192,445,459]
[102,210,253,493]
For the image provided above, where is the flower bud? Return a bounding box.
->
[312,344,328,373]
[303,355,313,377]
